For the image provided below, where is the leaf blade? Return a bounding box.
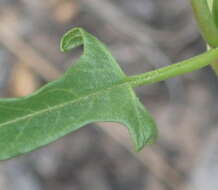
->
[0,28,157,160]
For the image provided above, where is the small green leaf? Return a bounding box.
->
[0,28,157,160]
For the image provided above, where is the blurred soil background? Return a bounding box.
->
[0,0,218,190]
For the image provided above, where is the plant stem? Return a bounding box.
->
[209,0,218,76]
[127,48,218,88]
[212,0,218,27]
[191,0,218,48]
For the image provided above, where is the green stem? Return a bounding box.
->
[191,0,218,48]
[210,0,218,76]
[127,48,218,88]
[212,0,218,27]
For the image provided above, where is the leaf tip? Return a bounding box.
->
[60,27,84,52]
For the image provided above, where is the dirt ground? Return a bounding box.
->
[0,0,218,190]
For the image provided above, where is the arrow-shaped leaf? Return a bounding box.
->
[0,28,157,160]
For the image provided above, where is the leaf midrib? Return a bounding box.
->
[0,80,131,129]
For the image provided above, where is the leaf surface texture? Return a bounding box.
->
[0,28,157,160]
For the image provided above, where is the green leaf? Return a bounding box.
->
[0,28,157,160]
